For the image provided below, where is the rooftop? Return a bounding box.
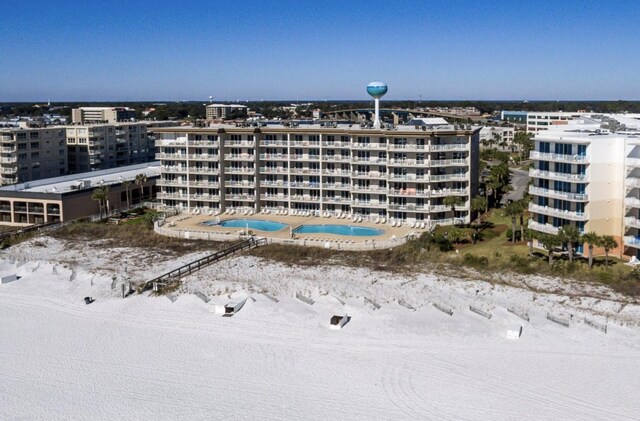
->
[0,162,160,195]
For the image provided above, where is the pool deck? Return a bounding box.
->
[162,212,423,245]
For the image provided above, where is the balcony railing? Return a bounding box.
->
[529,186,588,201]
[528,219,560,235]
[625,216,640,229]
[624,236,640,248]
[430,158,468,167]
[529,203,588,221]
[529,151,589,163]
[625,197,640,208]
[529,168,588,182]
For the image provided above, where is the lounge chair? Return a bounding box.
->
[410,220,416,228]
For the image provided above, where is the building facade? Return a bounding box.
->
[71,107,136,124]
[0,126,68,185]
[205,104,248,120]
[527,115,640,258]
[66,121,174,173]
[154,123,480,226]
[0,162,159,226]
[478,126,516,151]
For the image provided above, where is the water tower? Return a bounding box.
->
[366,81,388,128]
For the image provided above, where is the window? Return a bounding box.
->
[29,132,39,139]
[30,142,39,149]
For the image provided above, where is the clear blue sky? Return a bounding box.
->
[2,0,639,101]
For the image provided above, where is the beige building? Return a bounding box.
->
[154,119,480,227]
[527,115,640,259]
[71,107,136,124]
[66,121,175,173]
[205,104,248,120]
[0,162,159,226]
[0,126,68,185]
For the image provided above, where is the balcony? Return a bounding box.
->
[529,151,589,163]
[351,186,387,194]
[261,180,289,188]
[529,186,588,202]
[191,180,220,188]
[430,143,468,152]
[388,189,430,198]
[323,141,351,148]
[528,219,560,235]
[529,203,588,221]
[388,159,425,167]
[429,204,451,213]
[322,183,350,190]
[388,204,429,211]
[321,154,350,162]
[625,216,640,229]
[260,193,288,201]
[156,179,188,187]
[157,192,188,200]
[351,171,385,179]
[156,140,187,147]
[625,197,640,208]
[156,153,187,160]
[289,181,320,188]
[224,140,255,147]
[189,167,220,175]
[259,153,288,161]
[351,156,387,164]
[289,141,320,147]
[624,236,640,248]
[529,168,588,183]
[626,176,640,189]
[224,194,256,201]
[350,142,386,150]
[430,173,468,182]
[322,169,350,176]
[224,181,256,188]
[188,154,219,161]
[259,166,288,174]
[189,194,221,201]
[288,168,320,175]
[289,154,320,162]
[351,200,385,208]
[290,195,320,202]
[323,196,350,204]
[430,158,468,167]
[224,153,255,161]
[188,140,219,147]
[626,157,640,167]
[430,188,469,197]
[224,167,255,174]
[388,144,427,152]
[0,157,17,164]
[1,167,18,174]
[387,173,428,182]
[259,140,288,147]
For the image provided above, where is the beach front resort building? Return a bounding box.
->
[527,114,640,258]
[154,119,480,226]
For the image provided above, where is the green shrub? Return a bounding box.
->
[505,228,522,241]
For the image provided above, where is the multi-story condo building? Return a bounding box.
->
[154,119,480,226]
[0,126,68,185]
[205,104,248,120]
[478,126,516,151]
[72,107,136,124]
[528,114,640,258]
[66,121,174,173]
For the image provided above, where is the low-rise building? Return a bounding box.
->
[72,107,136,124]
[0,162,159,226]
[478,126,516,151]
[205,104,248,120]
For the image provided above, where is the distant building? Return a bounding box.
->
[0,162,159,226]
[205,104,248,120]
[0,126,68,185]
[478,126,516,151]
[71,107,137,124]
[500,111,587,133]
[65,121,175,173]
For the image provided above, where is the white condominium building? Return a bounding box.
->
[528,114,640,258]
[154,120,480,226]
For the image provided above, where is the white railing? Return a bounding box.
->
[528,219,560,235]
[529,151,589,163]
[529,186,588,201]
[529,203,587,221]
[529,168,588,182]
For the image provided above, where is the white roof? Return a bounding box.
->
[0,162,161,194]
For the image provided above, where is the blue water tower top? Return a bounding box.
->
[366,81,388,98]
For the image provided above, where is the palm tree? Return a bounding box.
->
[600,235,618,268]
[558,225,581,262]
[135,173,148,203]
[471,196,488,223]
[581,231,601,270]
[443,196,465,225]
[122,180,132,208]
[537,233,562,265]
[504,201,524,243]
[91,185,109,219]
[523,228,536,257]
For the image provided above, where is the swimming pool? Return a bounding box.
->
[294,224,384,236]
[204,219,288,232]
